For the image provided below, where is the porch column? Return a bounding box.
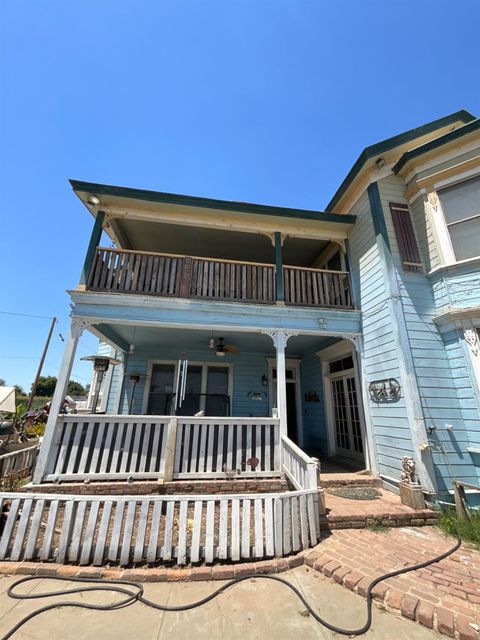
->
[263,330,296,437]
[274,232,284,304]
[33,318,86,483]
[79,210,105,287]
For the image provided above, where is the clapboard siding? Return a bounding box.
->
[347,190,414,479]
[300,350,327,454]
[430,263,480,311]
[105,345,276,418]
[378,175,480,490]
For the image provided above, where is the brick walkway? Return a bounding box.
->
[305,526,480,639]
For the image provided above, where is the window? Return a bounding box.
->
[389,203,422,272]
[438,176,480,261]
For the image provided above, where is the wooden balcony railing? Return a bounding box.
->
[87,247,353,309]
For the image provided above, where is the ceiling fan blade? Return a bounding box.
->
[224,344,240,354]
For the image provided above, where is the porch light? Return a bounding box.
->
[87,195,100,206]
[262,374,268,387]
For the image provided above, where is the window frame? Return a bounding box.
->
[437,175,480,263]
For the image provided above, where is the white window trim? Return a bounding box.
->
[316,340,368,464]
[428,169,480,267]
[141,359,233,415]
[266,357,303,446]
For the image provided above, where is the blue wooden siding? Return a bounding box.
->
[378,175,480,489]
[347,190,414,480]
[430,261,480,312]
[300,350,327,455]
[105,345,275,417]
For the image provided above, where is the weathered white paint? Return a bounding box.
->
[33,319,85,484]
[0,489,319,566]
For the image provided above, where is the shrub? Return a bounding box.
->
[437,508,480,548]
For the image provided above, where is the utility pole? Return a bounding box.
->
[27,317,57,410]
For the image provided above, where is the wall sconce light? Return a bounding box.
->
[261,374,268,387]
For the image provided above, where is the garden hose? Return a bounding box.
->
[0,535,461,639]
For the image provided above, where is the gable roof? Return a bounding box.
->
[325,110,476,211]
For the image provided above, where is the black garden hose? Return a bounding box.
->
[1,536,461,639]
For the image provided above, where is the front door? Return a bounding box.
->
[330,373,364,461]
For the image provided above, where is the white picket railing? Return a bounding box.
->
[45,416,170,482]
[281,435,318,491]
[173,417,281,479]
[0,489,319,566]
[0,444,39,479]
[42,415,282,483]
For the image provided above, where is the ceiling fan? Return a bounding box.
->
[209,337,240,357]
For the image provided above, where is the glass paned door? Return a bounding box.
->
[147,364,175,414]
[179,365,203,415]
[205,366,229,416]
[331,374,363,461]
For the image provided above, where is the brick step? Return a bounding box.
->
[321,509,439,530]
[321,476,383,488]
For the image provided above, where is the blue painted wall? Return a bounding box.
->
[347,190,416,481]
[106,344,275,418]
[300,349,328,455]
[377,175,480,490]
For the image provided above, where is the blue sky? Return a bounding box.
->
[1,0,480,391]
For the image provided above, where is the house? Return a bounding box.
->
[33,109,480,508]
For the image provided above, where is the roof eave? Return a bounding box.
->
[325,109,476,211]
[70,179,356,225]
[392,118,480,175]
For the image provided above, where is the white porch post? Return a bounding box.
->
[33,318,85,483]
[264,330,296,437]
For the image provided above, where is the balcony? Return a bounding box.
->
[87,247,353,309]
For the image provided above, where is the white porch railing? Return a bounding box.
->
[0,445,39,479]
[0,489,319,566]
[173,417,281,479]
[281,435,318,491]
[43,415,281,483]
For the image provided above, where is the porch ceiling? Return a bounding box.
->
[112,219,330,267]
[89,323,336,357]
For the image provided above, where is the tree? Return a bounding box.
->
[14,385,26,397]
[34,376,57,397]
[0,379,5,386]
[67,380,87,396]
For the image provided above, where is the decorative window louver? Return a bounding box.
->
[389,202,422,272]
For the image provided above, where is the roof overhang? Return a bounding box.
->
[70,180,356,247]
[325,110,476,213]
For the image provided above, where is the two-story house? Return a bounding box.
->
[34,109,480,505]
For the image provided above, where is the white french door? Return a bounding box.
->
[330,372,364,461]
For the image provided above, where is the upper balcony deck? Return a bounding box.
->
[87,246,353,309]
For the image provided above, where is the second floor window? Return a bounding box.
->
[438,175,480,261]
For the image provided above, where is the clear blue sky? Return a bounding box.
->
[1,0,479,391]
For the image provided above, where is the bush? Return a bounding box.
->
[437,508,480,548]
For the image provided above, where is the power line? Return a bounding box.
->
[0,310,55,320]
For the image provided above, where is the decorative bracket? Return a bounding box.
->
[262,329,297,351]
[465,329,480,357]
[344,334,362,352]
